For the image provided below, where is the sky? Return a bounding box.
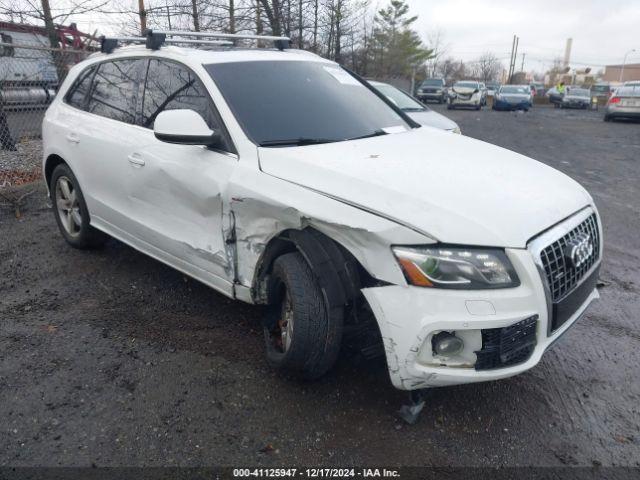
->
[402,0,640,73]
[9,0,639,74]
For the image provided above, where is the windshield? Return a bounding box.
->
[204,61,409,147]
[374,83,425,111]
[569,88,590,97]
[454,82,478,89]
[500,86,529,94]
[421,79,443,86]
[592,85,609,93]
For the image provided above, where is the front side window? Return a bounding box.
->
[87,59,140,124]
[65,65,95,109]
[142,59,216,129]
[205,60,409,146]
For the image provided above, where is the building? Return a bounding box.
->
[602,63,640,83]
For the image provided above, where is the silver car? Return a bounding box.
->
[370,81,461,133]
[604,86,640,122]
[561,88,591,109]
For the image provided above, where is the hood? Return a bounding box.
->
[452,86,477,95]
[258,128,592,248]
[406,109,458,131]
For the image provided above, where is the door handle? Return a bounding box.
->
[66,133,80,144]
[127,154,145,167]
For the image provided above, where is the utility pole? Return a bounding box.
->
[40,0,59,48]
[508,35,520,84]
[138,0,147,35]
[40,0,67,83]
[191,0,200,32]
[165,1,172,29]
[521,53,526,72]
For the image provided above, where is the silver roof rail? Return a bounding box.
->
[100,30,291,54]
[100,35,233,53]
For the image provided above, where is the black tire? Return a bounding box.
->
[447,103,453,110]
[263,252,342,380]
[603,115,611,122]
[50,163,108,249]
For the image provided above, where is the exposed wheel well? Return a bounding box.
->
[44,154,67,190]
[253,228,375,307]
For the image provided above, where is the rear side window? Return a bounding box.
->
[142,59,216,129]
[86,59,140,124]
[65,66,95,109]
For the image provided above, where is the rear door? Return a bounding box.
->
[122,58,238,291]
[70,58,145,227]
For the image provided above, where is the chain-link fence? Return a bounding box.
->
[1,41,88,216]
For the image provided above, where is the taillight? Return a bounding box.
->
[609,97,621,104]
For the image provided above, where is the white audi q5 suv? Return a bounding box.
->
[42,31,602,391]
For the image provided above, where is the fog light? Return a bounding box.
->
[432,331,464,357]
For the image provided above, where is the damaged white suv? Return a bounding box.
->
[43,34,602,391]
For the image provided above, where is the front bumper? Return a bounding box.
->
[450,95,480,106]
[494,99,531,110]
[362,210,602,391]
[418,91,444,100]
[562,100,590,108]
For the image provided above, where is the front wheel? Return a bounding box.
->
[263,252,343,380]
[50,164,108,249]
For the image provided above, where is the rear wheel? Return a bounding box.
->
[50,164,108,249]
[263,252,342,380]
[603,115,611,122]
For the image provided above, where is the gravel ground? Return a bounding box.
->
[1,105,639,468]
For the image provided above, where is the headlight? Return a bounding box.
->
[452,126,461,134]
[393,246,520,289]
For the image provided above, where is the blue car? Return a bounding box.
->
[493,85,533,111]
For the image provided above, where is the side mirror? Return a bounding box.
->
[154,109,221,146]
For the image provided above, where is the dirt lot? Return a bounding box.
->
[1,105,639,468]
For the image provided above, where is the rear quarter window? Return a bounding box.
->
[64,65,96,109]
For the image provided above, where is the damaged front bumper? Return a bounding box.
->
[362,248,599,390]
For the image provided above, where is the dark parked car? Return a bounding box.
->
[493,85,533,111]
[416,78,447,103]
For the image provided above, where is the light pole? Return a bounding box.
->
[619,49,636,82]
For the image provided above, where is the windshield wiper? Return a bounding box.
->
[259,137,337,147]
[346,129,388,141]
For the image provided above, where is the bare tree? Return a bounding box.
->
[473,52,502,82]
[424,29,448,77]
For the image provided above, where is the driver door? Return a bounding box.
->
[123,58,237,293]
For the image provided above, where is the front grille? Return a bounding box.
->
[475,315,538,370]
[540,214,600,303]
